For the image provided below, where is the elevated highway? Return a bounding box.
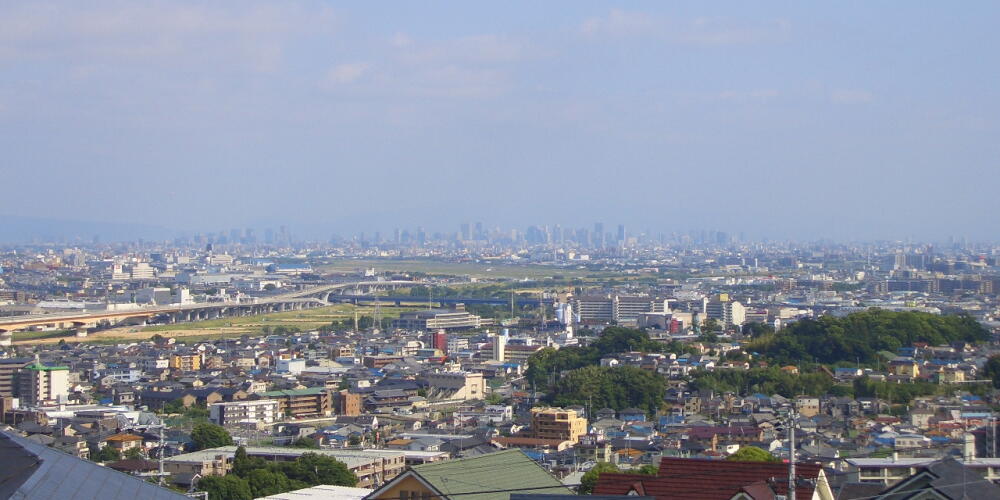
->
[0,297,324,345]
[272,280,426,302]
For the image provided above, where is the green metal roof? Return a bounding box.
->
[410,449,571,500]
[260,387,328,397]
[23,363,69,372]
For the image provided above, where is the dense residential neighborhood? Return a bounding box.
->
[2,236,1000,500]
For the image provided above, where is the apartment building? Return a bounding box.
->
[0,359,31,397]
[169,354,201,371]
[209,399,279,429]
[531,407,587,443]
[258,387,331,418]
[18,362,70,407]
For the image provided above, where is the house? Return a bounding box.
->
[867,457,1000,499]
[0,429,186,499]
[594,457,834,500]
[365,449,571,500]
[104,433,144,453]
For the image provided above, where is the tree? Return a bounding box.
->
[232,446,269,477]
[124,447,144,459]
[196,475,253,500]
[263,283,277,291]
[279,453,358,487]
[548,365,666,416]
[751,310,989,366]
[727,446,781,462]
[191,423,233,451]
[291,437,320,449]
[633,464,659,475]
[92,445,121,462]
[161,399,185,415]
[982,355,1000,388]
[579,462,620,494]
[246,468,294,498]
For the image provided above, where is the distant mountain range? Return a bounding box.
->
[0,215,175,243]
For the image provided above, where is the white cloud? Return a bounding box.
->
[716,89,780,102]
[831,89,874,104]
[581,9,656,37]
[324,62,370,85]
[0,1,339,71]
[580,9,790,46]
[394,34,529,66]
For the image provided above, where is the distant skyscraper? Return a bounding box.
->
[474,221,484,240]
[593,222,604,247]
[617,224,626,243]
[460,223,471,241]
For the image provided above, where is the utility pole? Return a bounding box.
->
[788,408,796,500]
[158,424,165,486]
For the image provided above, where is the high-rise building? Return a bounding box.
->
[706,295,746,328]
[460,223,471,241]
[617,224,626,243]
[18,361,70,407]
[593,223,604,247]
[492,334,507,362]
[0,359,31,398]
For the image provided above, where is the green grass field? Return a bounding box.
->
[11,329,75,341]
[140,303,421,334]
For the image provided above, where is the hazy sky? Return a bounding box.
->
[2,1,998,241]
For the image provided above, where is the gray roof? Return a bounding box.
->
[0,428,186,499]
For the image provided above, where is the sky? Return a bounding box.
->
[1,1,998,242]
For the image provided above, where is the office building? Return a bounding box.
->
[391,305,487,331]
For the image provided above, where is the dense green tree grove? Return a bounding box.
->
[202,446,358,499]
[981,355,1000,389]
[190,423,233,450]
[750,310,987,365]
[727,446,781,462]
[526,327,695,386]
[690,367,838,398]
[547,365,667,415]
[577,462,657,494]
[690,368,948,400]
[852,376,943,404]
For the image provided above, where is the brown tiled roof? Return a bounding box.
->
[593,457,822,500]
[105,433,143,442]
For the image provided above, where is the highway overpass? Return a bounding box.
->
[0,298,324,345]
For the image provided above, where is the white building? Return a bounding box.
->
[18,362,70,407]
[276,358,306,375]
[210,400,279,429]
